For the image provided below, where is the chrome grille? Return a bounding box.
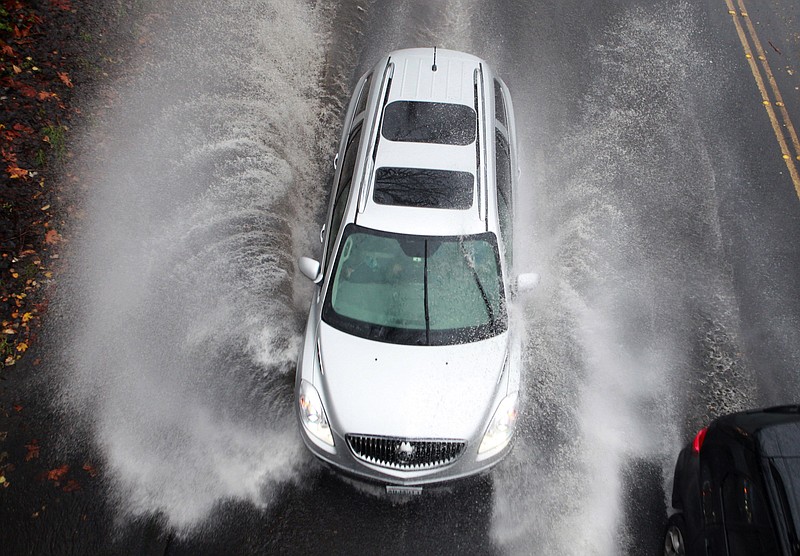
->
[346,434,466,470]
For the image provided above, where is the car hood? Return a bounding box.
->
[317,322,509,440]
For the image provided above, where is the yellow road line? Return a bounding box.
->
[724,0,800,199]
[736,0,800,160]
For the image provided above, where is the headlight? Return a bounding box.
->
[478,393,518,455]
[299,380,334,446]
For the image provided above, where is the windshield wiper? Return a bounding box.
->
[458,239,494,323]
[423,240,430,344]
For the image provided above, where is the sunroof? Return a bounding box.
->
[373,167,474,210]
[381,101,476,145]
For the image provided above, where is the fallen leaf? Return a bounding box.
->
[16,342,28,353]
[47,465,69,482]
[44,229,61,245]
[17,84,38,98]
[57,72,73,88]
[50,0,73,10]
[1,44,14,57]
[25,440,39,461]
[1,148,17,164]
[7,166,29,179]
[12,65,22,74]
[82,462,97,477]
[62,479,81,492]
[13,123,33,134]
[12,404,22,412]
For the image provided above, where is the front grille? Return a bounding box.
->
[346,434,466,470]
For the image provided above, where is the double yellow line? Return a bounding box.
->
[724,0,800,200]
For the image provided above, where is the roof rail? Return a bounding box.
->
[357,60,395,214]
[473,64,488,229]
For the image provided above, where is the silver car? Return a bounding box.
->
[295,48,534,490]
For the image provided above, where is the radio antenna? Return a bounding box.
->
[432,46,437,72]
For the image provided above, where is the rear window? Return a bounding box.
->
[373,167,474,209]
[381,101,476,145]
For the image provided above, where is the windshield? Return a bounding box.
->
[322,225,507,345]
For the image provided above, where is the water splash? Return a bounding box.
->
[492,3,753,553]
[54,0,346,531]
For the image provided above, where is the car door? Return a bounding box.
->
[721,470,781,555]
[698,440,732,554]
[323,122,363,272]
[321,73,371,272]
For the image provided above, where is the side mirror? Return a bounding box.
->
[298,257,322,283]
[515,272,540,294]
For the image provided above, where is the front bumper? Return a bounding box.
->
[297,420,514,486]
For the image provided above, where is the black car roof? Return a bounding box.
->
[712,406,800,455]
[759,419,800,458]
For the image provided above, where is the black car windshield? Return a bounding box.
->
[322,225,507,345]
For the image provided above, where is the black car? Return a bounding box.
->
[665,406,800,555]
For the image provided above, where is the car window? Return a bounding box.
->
[322,225,507,346]
[339,124,362,189]
[495,130,512,267]
[373,167,474,210]
[723,473,780,555]
[354,73,372,116]
[381,101,476,145]
[326,124,363,265]
[494,79,507,127]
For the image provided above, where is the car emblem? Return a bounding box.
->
[396,441,416,462]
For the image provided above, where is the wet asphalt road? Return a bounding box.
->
[2,0,800,554]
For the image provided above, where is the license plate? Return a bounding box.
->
[386,485,423,495]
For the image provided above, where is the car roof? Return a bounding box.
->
[758,417,800,458]
[356,48,492,237]
[715,406,800,457]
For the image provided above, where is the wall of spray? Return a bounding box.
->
[491,4,755,553]
[54,0,348,530]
